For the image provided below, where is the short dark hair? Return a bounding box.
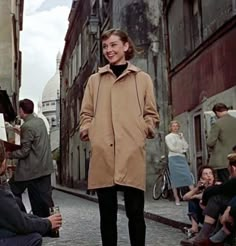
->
[19,99,34,114]
[212,103,228,114]
[0,140,5,165]
[197,165,215,181]
[101,28,136,60]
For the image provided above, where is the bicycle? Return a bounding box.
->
[152,156,195,200]
[152,156,171,200]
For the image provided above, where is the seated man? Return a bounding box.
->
[208,195,236,244]
[180,153,236,246]
[0,140,62,246]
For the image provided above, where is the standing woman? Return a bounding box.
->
[165,120,194,205]
[79,28,159,246]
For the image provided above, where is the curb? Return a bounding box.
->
[55,186,190,231]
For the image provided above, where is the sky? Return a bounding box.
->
[20,0,72,112]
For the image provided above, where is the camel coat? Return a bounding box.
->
[80,63,159,191]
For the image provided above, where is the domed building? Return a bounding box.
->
[41,52,61,153]
[42,52,61,129]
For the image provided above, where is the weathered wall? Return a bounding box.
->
[167,0,185,68]
[0,0,13,92]
[171,26,236,116]
[202,0,232,39]
[167,0,234,70]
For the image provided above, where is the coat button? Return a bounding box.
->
[110,144,113,147]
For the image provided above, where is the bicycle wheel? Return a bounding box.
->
[161,175,169,199]
[152,174,165,200]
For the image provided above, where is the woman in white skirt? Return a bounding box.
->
[165,120,194,205]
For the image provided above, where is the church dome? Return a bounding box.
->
[42,52,61,102]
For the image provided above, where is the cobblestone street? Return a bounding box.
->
[43,190,184,246]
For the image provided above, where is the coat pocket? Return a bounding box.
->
[88,119,95,140]
[139,117,149,137]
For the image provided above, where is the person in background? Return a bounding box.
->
[0,140,62,246]
[207,195,236,245]
[6,99,54,218]
[207,103,236,182]
[182,165,218,238]
[165,120,194,206]
[180,153,236,246]
[79,28,159,246]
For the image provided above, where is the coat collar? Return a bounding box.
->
[23,114,34,122]
[98,62,141,75]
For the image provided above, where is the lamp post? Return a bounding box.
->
[88,15,99,36]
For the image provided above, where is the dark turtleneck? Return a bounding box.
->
[110,63,128,78]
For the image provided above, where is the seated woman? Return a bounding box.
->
[182,165,218,238]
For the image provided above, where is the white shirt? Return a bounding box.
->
[165,132,189,157]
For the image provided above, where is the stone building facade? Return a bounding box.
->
[164,0,236,177]
[0,0,24,113]
[59,0,236,191]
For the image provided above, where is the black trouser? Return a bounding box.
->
[0,233,42,246]
[96,185,146,246]
[10,175,54,217]
[204,194,231,220]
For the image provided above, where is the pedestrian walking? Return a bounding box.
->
[0,140,62,246]
[80,28,159,246]
[207,103,236,182]
[165,120,194,206]
[6,99,55,218]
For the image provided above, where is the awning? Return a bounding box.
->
[0,90,16,122]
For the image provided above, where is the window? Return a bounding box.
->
[51,117,56,127]
[91,0,98,15]
[81,23,89,66]
[68,58,72,86]
[233,0,236,15]
[184,0,202,51]
[72,49,77,81]
[70,104,75,130]
[99,0,110,24]
[76,34,82,72]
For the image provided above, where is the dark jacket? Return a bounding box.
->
[9,114,54,181]
[0,182,51,238]
[202,177,236,206]
[229,196,236,218]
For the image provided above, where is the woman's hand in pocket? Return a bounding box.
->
[80,129,89,141]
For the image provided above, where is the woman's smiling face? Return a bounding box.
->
[102,34,129,65]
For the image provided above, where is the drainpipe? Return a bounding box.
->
[162,1,172,119]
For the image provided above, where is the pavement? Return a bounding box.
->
[54,184,191,231]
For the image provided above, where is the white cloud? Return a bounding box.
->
[20,2,71,112]
[24,0,46,15]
